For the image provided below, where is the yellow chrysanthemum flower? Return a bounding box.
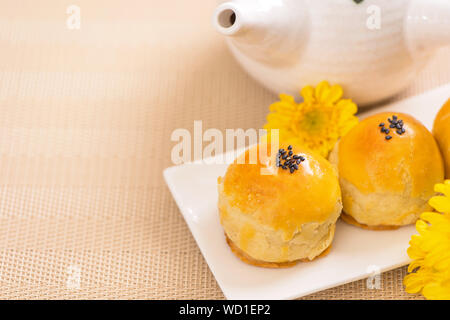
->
[404,180,450,300]
[263,81,358,158]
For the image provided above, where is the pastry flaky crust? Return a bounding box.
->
[225,235,331,268]
[340,213,399,231]
[218,143,342,268]
[330,112,444,229]
[433,98,450,179]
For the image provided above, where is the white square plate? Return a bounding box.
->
[163,84,450,300]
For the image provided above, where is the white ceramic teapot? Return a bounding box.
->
[213,0,450,106]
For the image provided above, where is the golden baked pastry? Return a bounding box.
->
[330,112,444,229]
[218,143,342,268]
[433,98,450,178]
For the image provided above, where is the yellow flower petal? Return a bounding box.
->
[425,248,450,270]
[269,101,297,113]
[420,212,450,232]
[407,238,427,260]
[429,196,450,214]
[435,182,450,198]
[420,211,443,223]
[300,86,315,104]
[407,259,423,273]
[336,99,358,117]
[423,283,450,300]
[314,81,331,104]
[435,257,450,271]
[279,93,296,104]
[263,81,358,158]
[404,179,450,300]
[404,273,424,294]
[415,219,429,235]
[323,85,344,104]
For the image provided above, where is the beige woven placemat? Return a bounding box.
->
[0,0,448,300]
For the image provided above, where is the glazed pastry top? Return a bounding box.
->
[221,143,341,239]
[337,112,444,197]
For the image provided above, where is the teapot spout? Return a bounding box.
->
[406,0,450,54]
[213,2,246,37]
[212,0,308,66]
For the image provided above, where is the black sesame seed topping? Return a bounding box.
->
[277,148,305,174]
[379,115,406,140]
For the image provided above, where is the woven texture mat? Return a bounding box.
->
[0,0,448,300]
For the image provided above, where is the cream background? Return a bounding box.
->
[0,0,448,299]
